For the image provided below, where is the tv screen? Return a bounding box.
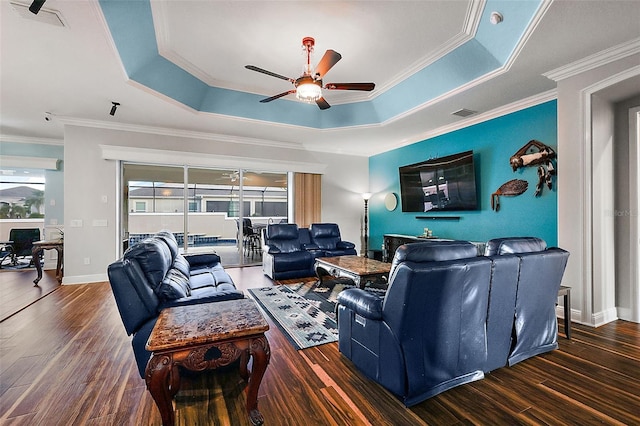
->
[399,150,478,212]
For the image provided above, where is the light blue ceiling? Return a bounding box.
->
[99,0,543,129]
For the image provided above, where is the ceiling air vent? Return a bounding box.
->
[10,1,66,27]
[451,108,477,118]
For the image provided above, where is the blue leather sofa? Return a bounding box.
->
[107,230,244,377]
[262,223,356,280]
[337,238,569,406]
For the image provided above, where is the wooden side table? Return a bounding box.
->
[146,298,270,426]
[32,239,63,285]
[558,286,571,339]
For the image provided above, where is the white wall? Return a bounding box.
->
[62,125,368,284]
[556,52,640,325]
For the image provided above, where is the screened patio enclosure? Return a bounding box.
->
[122,163,289,267]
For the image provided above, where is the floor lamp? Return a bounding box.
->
[362,193,372,258]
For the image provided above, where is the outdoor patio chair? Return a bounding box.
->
[6,228,41,266]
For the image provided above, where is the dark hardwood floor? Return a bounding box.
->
[0,267,60,322]
[1,267,639,425]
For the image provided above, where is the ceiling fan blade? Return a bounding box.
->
[260,90,296,103]
[315,50,342,77]
[316,97,331,110]
[325,82,375,91]
[245,65,295,83]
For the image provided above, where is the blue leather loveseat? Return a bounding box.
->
[337,238,569,406]
[107,230,244,377]
[262,223,357,280]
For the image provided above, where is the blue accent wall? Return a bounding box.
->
[368,100,558,251]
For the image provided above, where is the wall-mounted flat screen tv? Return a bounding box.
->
[399,150,478,212]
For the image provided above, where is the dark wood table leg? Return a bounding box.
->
[55,246,63,283]
[239,349,250,381]
[558,286,571,339]
[145,354,178,426]
[247,335,270,426]
[563,288,571,339]
[32,246,43,286]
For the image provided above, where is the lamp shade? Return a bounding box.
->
[296,77,322,102]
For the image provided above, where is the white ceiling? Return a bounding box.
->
[1,0,639,157]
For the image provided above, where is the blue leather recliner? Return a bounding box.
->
[262,223,317,280]
[337,237,569,406]
[484,237,570,368]
[337,241,491,406]
[107,230,244,377]
[309,223,357,257]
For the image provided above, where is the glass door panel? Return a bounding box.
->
[123,164,185,251]
[240,170,288,266]
[186,167,240,266]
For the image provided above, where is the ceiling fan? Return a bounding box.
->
[245,37,375,110]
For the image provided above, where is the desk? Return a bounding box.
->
[32,239,63,286]
[146,298,270,426]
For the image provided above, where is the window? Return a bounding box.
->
[0,168,46,219]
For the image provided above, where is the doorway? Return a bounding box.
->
[590,83,640,324]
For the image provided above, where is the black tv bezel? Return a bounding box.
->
[398,150,478,213]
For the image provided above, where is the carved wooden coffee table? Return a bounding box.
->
[145,298,270,426]
[314,255,391,289]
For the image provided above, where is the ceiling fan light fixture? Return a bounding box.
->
[296,79,322,102]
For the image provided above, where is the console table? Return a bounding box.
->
[32,239,63,285]
[383,234,485,262]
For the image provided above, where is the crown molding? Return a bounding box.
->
[55,115,307,151]
[0,134,63,145]
[370,89,558,156]
[502,0,553,72]
[367,0,483,100]
[544,37,640,82]
[152,1,220,88]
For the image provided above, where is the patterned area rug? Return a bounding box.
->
[248,278,384,350]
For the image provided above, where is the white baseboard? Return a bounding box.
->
[592,307,619,327]
[62,273,108,285]
[555,305,593,327]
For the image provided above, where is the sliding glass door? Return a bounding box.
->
[123,164,185,251]
[185,167,239,263]
[237,170,288,265]
[122,163,288,267]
